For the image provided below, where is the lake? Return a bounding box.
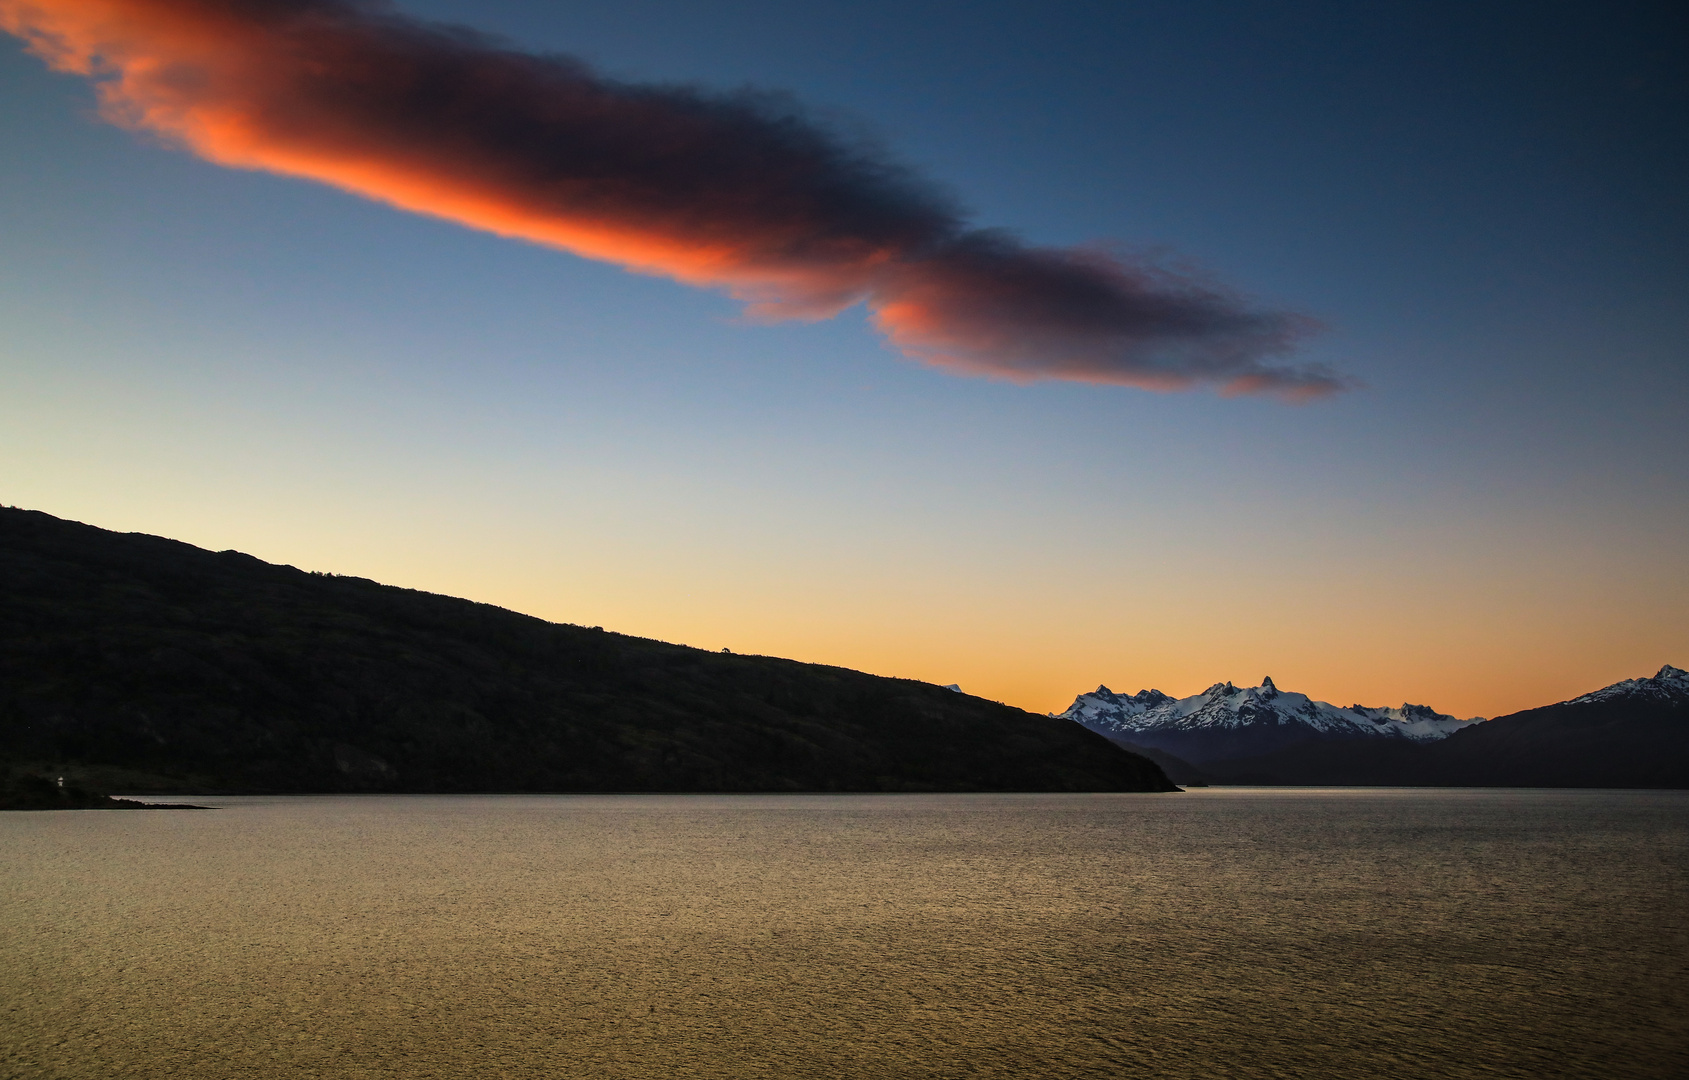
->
[2,789,1685,1078]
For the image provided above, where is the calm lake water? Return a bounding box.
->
[3,789,1685,1078]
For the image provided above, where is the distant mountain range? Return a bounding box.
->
[1062,677,1483,762]
[0,507,1173,795]
[1061,668,1688,788]
[6,504,1681,793]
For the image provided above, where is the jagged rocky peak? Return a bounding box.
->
[1397,703,1445,721]
[1060,674,1482,745]
[1566,664,1689,706]
[1086,685,1172,707]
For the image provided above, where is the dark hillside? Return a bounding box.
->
[1196,680,1689,788]
[1417,691,1689,788]
[0,508,1172,794]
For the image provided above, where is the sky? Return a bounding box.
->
[1,0,1684,719]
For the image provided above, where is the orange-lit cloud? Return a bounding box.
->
[2,0,1344,397]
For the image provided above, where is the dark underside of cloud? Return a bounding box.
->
[2,0,1345,397]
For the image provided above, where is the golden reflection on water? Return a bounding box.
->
[2,790,1686,1079]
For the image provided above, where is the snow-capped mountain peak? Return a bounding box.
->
[1060,675,1484,764]
[1563,665,1689,707]
[1061,666,1685,785]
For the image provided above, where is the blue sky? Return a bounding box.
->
[2,0,1684,715]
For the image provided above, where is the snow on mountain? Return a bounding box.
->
[1060,665,1688,786]
[1060,675,1483,764]
[1562,665,1689,707]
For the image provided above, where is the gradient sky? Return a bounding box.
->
[3,0,1685,718]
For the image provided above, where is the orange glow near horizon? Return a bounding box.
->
[1,2,1681,738]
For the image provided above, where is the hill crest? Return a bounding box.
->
[0,507,1173,794]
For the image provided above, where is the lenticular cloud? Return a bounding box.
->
[2,0,1345,398]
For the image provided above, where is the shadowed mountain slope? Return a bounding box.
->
[1058,667,1687,788]
[1182,668,1688,788]
[1410,666,1688,788]
[0,508,1172,794]
[1061,676,1482,766]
